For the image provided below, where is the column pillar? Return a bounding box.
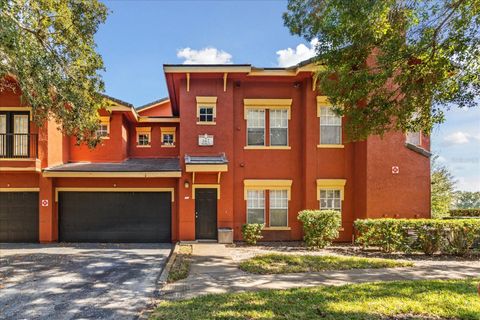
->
[39,176,56,242]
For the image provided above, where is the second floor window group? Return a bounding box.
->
[246,109,289,147]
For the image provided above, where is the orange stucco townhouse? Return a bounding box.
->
[0,60,431,243]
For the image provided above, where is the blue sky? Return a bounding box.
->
[97,0,480,191]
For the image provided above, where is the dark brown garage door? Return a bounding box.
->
[0,192,39,242]
[59,192,171,243]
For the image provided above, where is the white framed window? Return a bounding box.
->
[269,190,288,227]
[198,106,215,123]
[319,106,342,145]
[270,109,288,146]
[319,189,342,211]
[137,133,151,146]
[196,96,217,125]
[0,114,6,156]
[96,123,109,138]
[247,109,265,146]
[406,131,421,146]
[247,190,265,224]
[162,133,174,146]
[13,114,28,156]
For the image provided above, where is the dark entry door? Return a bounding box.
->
[195,188,217,240]
[59,192,171,243]
[0,192,39,242]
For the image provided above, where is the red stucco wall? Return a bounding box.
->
[1,71,431,244]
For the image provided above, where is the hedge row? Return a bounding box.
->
[449,208,480,217]
[354,219,480,255]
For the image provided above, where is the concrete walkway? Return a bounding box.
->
[159,243,480,301]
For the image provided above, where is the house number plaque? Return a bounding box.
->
[198,134,214,146]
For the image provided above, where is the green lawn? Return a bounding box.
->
[150,279,480,320]
[239,253,413,274]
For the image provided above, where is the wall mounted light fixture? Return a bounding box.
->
[184,180,190,188]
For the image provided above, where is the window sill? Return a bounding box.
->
[136,145,151,148]
[244,146,291,150]
[405,143,431,158]
[99,136,110,140]
[317,144,344,149]
[263,227,291,231]
[196,121,216,125]
[161,145,176,148]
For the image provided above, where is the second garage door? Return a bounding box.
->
[59,192,171,243]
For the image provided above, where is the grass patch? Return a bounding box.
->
[167,245,192,283]
[150,279,480,320]
[239,253,413,274]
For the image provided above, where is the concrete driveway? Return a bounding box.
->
[0,243,171,320]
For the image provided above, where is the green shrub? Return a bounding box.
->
[354,219,410,253]
[354,219,480,256]
[241,223,264,245]
[411,221,444,255]
[444,220,480,255]
[298,210,341,249]
[449,208,480,217]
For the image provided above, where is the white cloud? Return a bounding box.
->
[276,38,319,67]
[456,176,480,192]
[443,131,480,146]
[177,47,233,64]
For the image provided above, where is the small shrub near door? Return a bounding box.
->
[298,210,342,249]
[242,223,264,245]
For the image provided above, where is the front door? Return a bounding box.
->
[195,188,217,240]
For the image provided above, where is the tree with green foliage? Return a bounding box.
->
[452,191,480,209]
[431,156,456,218]
[0,0,108,146]
[284,0,480,140]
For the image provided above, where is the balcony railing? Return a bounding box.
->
[0,133,38,159]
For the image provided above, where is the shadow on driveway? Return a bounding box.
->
[0,243,171,320]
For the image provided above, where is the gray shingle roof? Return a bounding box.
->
[185,154,228,164]
[44,158,180,172]
[136,97,169,111]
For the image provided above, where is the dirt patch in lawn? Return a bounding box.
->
[167,245,193,283]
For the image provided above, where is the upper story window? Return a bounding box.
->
[244,99,292,149]
[96,116,110,138]
[199,107,214,122]
[247,109,265,146]
[406,131,421,146]
[317,96,343,147]
[136,127,151,147]
[270,109,288,146]
[161,127,176,147]
[196,96,217,125]
[0,111,31,158]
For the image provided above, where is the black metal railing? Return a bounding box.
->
[0,133,38,159]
